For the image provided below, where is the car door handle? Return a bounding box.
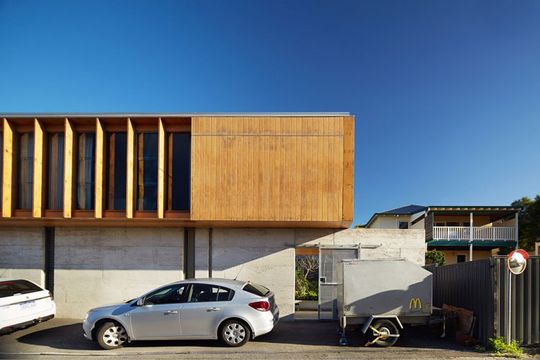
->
[164,310,178,315]
[206,307,221,312]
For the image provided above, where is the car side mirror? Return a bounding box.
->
[136,297,145,306]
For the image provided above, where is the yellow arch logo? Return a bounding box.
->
[409,298,422,310]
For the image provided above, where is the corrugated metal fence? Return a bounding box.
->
[428,256,539,346]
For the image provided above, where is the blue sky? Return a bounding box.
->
[1,0,539,226]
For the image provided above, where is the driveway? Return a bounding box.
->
[0,318,494,359]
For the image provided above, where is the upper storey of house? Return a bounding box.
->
[0,113,354,228]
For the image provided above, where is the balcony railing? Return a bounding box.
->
[432,226,516,241]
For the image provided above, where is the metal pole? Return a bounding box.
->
[469,212,473,261]
[507,270,512,344]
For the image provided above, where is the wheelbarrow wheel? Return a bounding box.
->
[370,319,399,347]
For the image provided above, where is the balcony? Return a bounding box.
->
[432,226,516,241]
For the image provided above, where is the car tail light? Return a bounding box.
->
[249,301,270,312]
[48,291,54,301]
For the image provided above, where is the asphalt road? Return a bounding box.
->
[0,318,519,359]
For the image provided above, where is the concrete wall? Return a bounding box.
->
[209,228,296,320]
[54,227,184,318]
[296,228,426,266]
[0,228,45,287]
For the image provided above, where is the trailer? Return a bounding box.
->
[337,259,433,347]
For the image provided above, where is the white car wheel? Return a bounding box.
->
[220,320,250,347]
[97,322,128,350]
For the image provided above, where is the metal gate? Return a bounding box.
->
[318,246,359,320]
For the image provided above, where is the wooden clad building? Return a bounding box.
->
[0,114,354,228]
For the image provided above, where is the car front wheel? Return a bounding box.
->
[96,321,128,350]
[220,319,251,347]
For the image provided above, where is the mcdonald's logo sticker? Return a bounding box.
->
[409,297,422,310]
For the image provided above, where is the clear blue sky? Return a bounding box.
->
[1,0,539,226]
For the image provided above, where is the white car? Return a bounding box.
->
[0,279,56,334]
[83,278,279,349]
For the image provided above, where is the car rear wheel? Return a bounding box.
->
[96,321,128,350]
[220,319,251,347]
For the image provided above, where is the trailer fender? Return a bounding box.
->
[361,315,403,334]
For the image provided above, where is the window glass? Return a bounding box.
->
[189,284,234,302]
[144,284,187,305]
[76,133,95,210]
[0,133,2,210]
[16,132,34,209]
[168,133,190,211]
[242,283,270,297]
[0,280,43,298]
[105,132,126,210]
[136,132,158,210]
[398,221,409,229]
[46,132,64,210]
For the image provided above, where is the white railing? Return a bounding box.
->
[432,226,516,241]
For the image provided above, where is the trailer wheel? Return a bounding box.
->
[370,319,399,347]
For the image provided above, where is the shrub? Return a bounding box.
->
[488,337,523,358]
[425,249,445,266]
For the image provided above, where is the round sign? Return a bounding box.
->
[507,249,529,275]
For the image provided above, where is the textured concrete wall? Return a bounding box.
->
[0,228,45,287]
[210,228,296,320]
[54,227,184,318]
[295,228,426,266]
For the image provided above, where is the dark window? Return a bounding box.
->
[144,284,187,305]
[136,132,158,211]
[457,255,466,263]
[188,284,234,302]
[0,280,43,298]
[0,133,2,209]
[463,222,471,227]
[75,133,95,210]
[16,132,34,209]
[447,222,459,227]
[398,221,409,229]
[167,133,190,211]
[242,283,271,297]
[46,132,64,210]
[105,132,126,210]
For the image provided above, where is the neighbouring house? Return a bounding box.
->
[366,205,519,265]
[0,113,427,320]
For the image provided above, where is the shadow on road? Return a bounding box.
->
[13,319,474,354]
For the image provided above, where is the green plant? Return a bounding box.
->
[488,337,523,358]
[425,249,445,266]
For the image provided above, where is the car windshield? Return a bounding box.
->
[242,282,271,297]
[0,280,43,298]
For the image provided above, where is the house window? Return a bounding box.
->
[167,133,190,211]
[105,132,127,210]
[16,132,34,209]
[398,221,409,229]
[136,132,158,211]
[75,132,95,210]
[45,132,65,210]
[457,255,466,263]
[0,133,3,210]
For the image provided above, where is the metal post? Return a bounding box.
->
[507,270,512,344]
[469,212,474,261]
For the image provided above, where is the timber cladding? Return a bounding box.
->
[1,114,354,228]
[191,116,354,225]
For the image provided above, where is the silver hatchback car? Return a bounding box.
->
[83,278,279,349]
